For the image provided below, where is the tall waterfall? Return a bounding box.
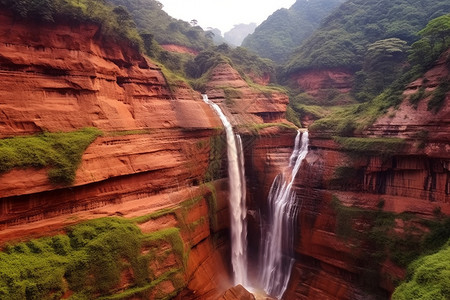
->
[202,94,248,286]
[259,131,309,299]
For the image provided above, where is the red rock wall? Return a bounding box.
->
[0,11,234,299]
[284,143,449,299]
[0,12,298,299]
[205,63,290,126]
[284,66,449,298]
[290,68,354,99]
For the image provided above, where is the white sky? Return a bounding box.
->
[157,0,297,33]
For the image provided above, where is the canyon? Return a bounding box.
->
[0,8,449,300]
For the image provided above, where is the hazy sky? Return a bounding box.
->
[157,0,297,33]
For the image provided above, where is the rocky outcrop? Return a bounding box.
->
[290,68,354,103]
[205,63,290,126]
[161,44,199,55]
[364,52,450,158]
[219,285,256,300]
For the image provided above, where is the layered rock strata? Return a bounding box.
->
[0,10,293,299]
[282,56,449,299]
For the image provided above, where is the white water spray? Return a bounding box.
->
[259,131,309,299]
[202,94,248,286]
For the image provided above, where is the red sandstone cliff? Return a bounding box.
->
[281,53,450,299]
[0,10,232,299]
[205,63,290,127]
[0,10,295,299]
[290,68,354,104]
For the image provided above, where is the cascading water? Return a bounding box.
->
[202,94,248,286]
[259,131,309,299]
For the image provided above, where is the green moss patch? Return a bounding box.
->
[0,127,102,185]
[0,217,188,299]
[333,137,406,156]
[392,240,450,300]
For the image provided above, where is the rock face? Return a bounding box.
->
[0,10,231,299]
[365,52,450,156]
[282,55,450,299]
[219,285,256,300]
[291,68,354,102]
[0,10,294,300]
[2,8,448,300]
[161,44,199,55]
[205,63,290,126]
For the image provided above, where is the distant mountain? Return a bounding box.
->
[242,0,344,62]
[223,23,257,46]
[206,28,227,45]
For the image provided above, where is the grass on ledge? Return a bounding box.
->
[239,122,298,135]
[333,136,406,156]
[0,127,102,185]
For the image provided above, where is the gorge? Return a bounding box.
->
[0,1,449,300]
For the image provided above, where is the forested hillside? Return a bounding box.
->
[306,14,450,136]
[105,0,213,51]
[242,0,344,62]
[285,0,450,73]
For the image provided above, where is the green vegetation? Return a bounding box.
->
[285,0,450,74]
[427,78,450,113]
[352,38,409,102]
[0,0,143,49]
[309,76,409,136]
[0,217,188,299]
[0,128,101,185]
[240,122,298,135]
[286,106,302,128]
[409,14,450,71]
[204,135,225,183]
[285,9,449,133]
[409,86,428,108]
[106,0,213,51]
[242,0,344,63]
[291,104,331,119]
[185,44,276,87]
[392,240,450,300]
[0,218,182,299]
[333,137,406,156]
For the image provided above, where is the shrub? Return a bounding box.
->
[392,241,450,300]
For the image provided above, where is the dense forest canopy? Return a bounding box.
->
[242,0,344,63]
[306,13,450,137]
[285,0,450,74]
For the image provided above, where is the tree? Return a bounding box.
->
[418,14,450,48]
[353,38,409,102]
[409,14,450,69]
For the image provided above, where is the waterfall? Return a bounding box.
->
[202,94,248,286]
[259,131,309,299]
